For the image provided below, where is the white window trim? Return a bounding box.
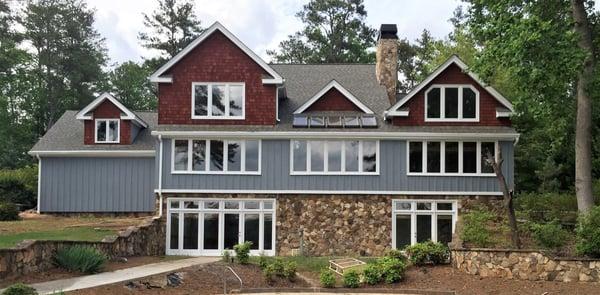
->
[289,140,379,175]
[166,198,276,256]
[171,139,261,175]
[94,119,120,144]
[191,82,245,119]
[407,140,498,176]
[392,199,458,248]
[424,84,480,122]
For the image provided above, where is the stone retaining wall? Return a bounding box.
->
[0,217,166,279]
[452,248,600,282]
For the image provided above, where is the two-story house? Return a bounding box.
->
[29,22,518,256]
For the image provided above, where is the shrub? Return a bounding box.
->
[404,241,450,266]
[385,249,406,261]
[461,208,496,247]
[319,269,336,288]
[529,220,568,249]
[233,241,252,264]
[0,201,19,221]
[263,263,276,283]
[53,246,107,274]
[222,250,232,263]
[362,264,382,285]
[282,261,297,280]
[257,254,269,269]
[0,166,38,210]
[576,206,600,257]
[1,283,38,295]
[342,270,360,288]
[270,258,285,274]
[377,257,406,284]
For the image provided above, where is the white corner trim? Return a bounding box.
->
[36,155,41,213]
[149,22,283,85]
[28,150,155,157]
[293,80,374,114]
[386,55,514,115]
[75,92,148,128]
[154,188,503,196]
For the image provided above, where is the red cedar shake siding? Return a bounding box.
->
[304,88,364,112]
[392,64,511,126]
[83,100,132,145]
[158,31,277,125]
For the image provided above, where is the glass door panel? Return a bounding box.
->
[416,214,432,243]
[437,215,453,244]
[183,213,199,250]
[395,214,411,249]
[169,213,179,250]
[263,214,273,250]
[203,213,219,250]
[224,214,240,250]
[244,214,260,250]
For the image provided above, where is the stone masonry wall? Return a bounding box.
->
[452,248,600,282]
[0,217,165,279]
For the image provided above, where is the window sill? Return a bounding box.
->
[171,171,261,175]
[94,141,120,144]
[406,172,496,177]
[191,116,245,120]
[290,172,379,176]
[424,118,479,122]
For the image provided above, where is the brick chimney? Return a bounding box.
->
[375,24,399,105]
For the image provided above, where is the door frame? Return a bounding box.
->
[391,199,457,249]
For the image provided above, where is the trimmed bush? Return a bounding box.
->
[233,241,252,264]
[385,249,406,261]
[461,208,496,247]
[319,269,336,288]
[404,241,450,266]
[282,261,297,280]
[222,250,232,263]
[53,246,107,274]
[262,258,296,282]
[576,206,600,257]
[0,166,38,210]
[1,283,38,295]
[257,254,269,269]
[342,270,360,288]
[529,220,568,249]
[378,257,406,283]
[0,201,19,221]
[263,263,277,283]
[362,264,382,285]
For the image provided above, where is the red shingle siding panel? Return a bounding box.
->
[83,100,132,145]
[305,88,363,112]
[158,31,277,125]
[392,64,511,126]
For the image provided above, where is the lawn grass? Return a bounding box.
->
[0,228,116,248]
[249,256,377,273]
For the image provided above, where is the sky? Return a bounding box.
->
[89,0,461,65]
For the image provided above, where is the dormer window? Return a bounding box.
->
[192,82,245,119]
[425,85,479,121]
[95,119,119,143]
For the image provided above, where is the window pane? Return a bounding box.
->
[327,141,342,172]
[292,140,307,172]
[309,116,325,127]
[445,142,459,173]
[203,213,219,250]
[108,121,119,141]
[170,201,180,209]
[184,201,199,209]
[417,202,432,210]
[437,203,453,211]
[209,140,224,171]
[427,88,441,118]
[344,141,359,172]
[170,213,179,250]
[194,85,208,116]
[244,214,260,250]
[310,141,325,172]
[481,142,495,174]
[343,116,360,127]
[463,142,477,173]
[225,201,239,209]
[174,140,189,171]
[362,141,377,172]
[96,121,106,142]
[204,201,219,209]
[426,142,441,173]
[417,215,432,243]
[263,201,274,210]
[245,140,259,172]
[183,213,198,250]
[244,201,259,209]
[444,88,459,118]
[463,87,477,118]
[264,214,273,250]
[395,215,411,249]
[227,141,242,171]
[224,214,239,249]
[395,202,411,211]
[229,85,243,116]
[211,85,226,116]
[409,142,423,173]
[192,140,206,171]
[437,215,453,244]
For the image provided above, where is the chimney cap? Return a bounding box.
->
[378,24,398,40]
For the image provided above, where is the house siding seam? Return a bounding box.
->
[83,100,132,145]
[392,64,511,126]
[158,31,277,125]
[305,88,364,112]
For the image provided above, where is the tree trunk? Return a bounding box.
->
[571,0,595,213]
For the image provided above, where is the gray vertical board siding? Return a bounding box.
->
[40,157,156,212]
[161,139,515,193]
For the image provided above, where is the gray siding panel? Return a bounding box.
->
[161,139,514,193]
[40,157,155,212]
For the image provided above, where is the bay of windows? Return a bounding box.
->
[408,141,497,175]
[192,82,244,119]
[425,85,478,121]
[173,139,260,174]
[291,140,378,174]
[95,119,119,143]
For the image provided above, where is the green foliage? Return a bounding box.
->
[261,258,296,282]
[282,261,298,280]
[0,166,38,209]
[1,283,38,295]
[108,61,156,110]
[404,241,450,266]
[233,241,252,264]
[263,263,277,284]
[0,201,19,221]
[362,264,382,285]
[342,269,360,288]
[221,250,231,263]
[515,192,583,223]
[576,206,600,257]
[377,256,406,284]
[319,269,336,288]
[384,249,406,261]
[461,207,496,247]
[53,246,107,274]
[529,221,568,249]
[257,254,269,269]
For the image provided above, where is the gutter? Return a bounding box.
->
[28,150,155,157]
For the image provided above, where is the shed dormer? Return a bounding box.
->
[76,93,148,145]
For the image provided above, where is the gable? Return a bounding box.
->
[294,80,374,114]
[76,92,147,128]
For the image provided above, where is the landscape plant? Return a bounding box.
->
[1,283,38,295]
[461,207,496,247]
[282,260,297,281]
[342,270,360,288]
[221,250,231,263]
[529,220,569,249]
[53,246,107,274]
[404,241,450,265]
[0,201,19,221]
[362,264,382,285]
[575,206,600,257]
[319,269,336,288]
[233,241,252,264]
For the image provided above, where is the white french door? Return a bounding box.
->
[392,200,457,249]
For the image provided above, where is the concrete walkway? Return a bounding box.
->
[26,257,219,295]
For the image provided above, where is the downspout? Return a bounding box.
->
[275,87,280,122]
[36,155,41,214]
[157,135,164,218]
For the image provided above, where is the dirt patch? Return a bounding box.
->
[0,213,148,235]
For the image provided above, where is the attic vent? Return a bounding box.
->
[293,115,377,128]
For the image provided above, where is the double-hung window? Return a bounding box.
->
[192,82,245,119]
[425,85,479,121]
[290,140,378,174]
[95,119,119,143]
[172,139,260,174]
[408,141,497,176]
